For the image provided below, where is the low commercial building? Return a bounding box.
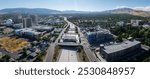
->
[32,25,54,32]
[100,40,141,61]
[2,19,14,26]
[13,23,23,29]
[15,28,41,38]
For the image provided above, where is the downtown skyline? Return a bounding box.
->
[0,0,150,11]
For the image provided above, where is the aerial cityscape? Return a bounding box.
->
[0,0,150,62]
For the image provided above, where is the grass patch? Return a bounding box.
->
[52,45,61,62]
[77,46,89,62]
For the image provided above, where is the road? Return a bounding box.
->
[44,17,69,62]
[58,47,78,62]
[44,17,99,62]
[77,26,100,62]
[66,18,99,62]
[57,18,80,62]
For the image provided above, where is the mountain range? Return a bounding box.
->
[104,8,150,17]
[0,8,150,17]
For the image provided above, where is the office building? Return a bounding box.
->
[100,40,141,61]
[22,18,32,28]
[0,15,2,24]
[29,15,38,25]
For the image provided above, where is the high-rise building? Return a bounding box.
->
[12,14,23,24]
[0,15,2,24]
[29,15,38,25]
[18,14,22,19]
[22,18,32,28]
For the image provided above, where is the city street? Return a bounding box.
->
[44,20,69,62]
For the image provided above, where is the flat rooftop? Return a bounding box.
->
[102,40,141,54]
[32,25,54,30]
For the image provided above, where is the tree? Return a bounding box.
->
[2,55,10,62]
[116,35,123,42]
[22,48,27,57]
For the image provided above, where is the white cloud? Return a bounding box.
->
[115,6,150,11]
[114,6,131,9]
[133,6,150,11]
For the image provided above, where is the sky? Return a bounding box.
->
[0,0,150,11]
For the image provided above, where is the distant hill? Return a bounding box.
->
[0,8,150,17]
[103,8,150,17]
[0,8,62,15]
[62,10,90,14]
[0,8,90,15]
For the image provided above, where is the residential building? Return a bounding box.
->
[131,20,142,26]
[87,28,113,44]
[116,21,124,27]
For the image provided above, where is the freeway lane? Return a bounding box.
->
[44,17,99,62]
[44,43,55,62]
[65,18,99,62]
[58,47,78,62]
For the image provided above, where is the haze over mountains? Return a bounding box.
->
[0,8,150,17]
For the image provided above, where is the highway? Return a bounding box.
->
[58,47,78,62]
[66,18,99,62]
[44,17,99,62]
[44,17,69,62]
[57,18,80,62]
